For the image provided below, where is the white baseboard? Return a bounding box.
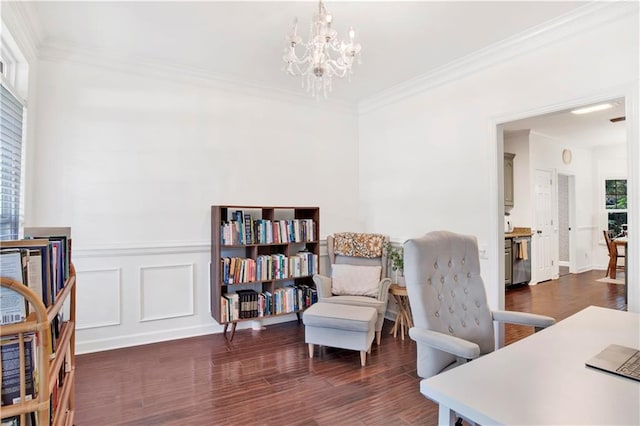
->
[76,314,300,354]
[76,324,219,354]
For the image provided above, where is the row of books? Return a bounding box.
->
[1,333,36,408]
[221,252,318,284]
[0,227,72,325]
[220,285,318,322]
[1,330,70,419]
[221,210,316,245]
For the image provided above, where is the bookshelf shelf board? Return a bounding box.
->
[223,274,317,286]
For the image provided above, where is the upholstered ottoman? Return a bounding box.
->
[302,302,377,366]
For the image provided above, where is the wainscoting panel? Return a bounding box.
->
[71,241,331,354]
[76,268,122,329]
[139,263,194,322]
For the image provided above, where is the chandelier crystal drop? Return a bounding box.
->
[283,0,362,99]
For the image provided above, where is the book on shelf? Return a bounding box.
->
[221,257,259,284]
[220,288,284,322]
[0,251,27,325]
[1,416,19,426]
[24,227,71,282]
[273,286,300,315]
[50,312,65,355]
[257,292,266,317]
[223,293,239,322]
[220,296,229,323]
[243,213,253,245]
[1,412,35,426]
[263,291,272,316]
[25,249,44,315]
[1,333,37,406]
[234,210,244,244]
[294,284,317,309]
[235,289,259,319]
[2,238,60,308]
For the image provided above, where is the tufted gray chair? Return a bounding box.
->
[404,231,555,379]
[312,234,392,345]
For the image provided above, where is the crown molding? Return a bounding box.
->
[358,1,639,115]
[37,41,357,114]
[1,1,43,62]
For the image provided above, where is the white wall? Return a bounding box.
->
[358,10,638,314]
[31,58,361,352]
[32,60,361,244]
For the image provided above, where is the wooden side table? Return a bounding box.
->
[389,284,413,340]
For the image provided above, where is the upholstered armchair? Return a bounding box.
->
[312,233,393,345]
[404,231,555,379]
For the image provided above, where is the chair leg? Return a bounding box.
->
[360,351,366,366]
[376,331,381,345]
[308,343,314,359]
[607,255,617,279]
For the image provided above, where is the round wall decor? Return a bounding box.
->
[562,149,572,164]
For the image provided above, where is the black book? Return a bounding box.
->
[1,334,35,406]
[235,289,259,319]
[243,213,253,244]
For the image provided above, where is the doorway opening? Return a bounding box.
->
[557,173,576,277]
[498,96,628,289]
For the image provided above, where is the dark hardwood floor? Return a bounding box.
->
[75,270,626,425]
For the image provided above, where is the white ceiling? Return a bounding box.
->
[503,99,627,147]
[25,1,624,145]
[29,1,587,103]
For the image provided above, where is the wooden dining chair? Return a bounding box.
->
[603,230,625,278]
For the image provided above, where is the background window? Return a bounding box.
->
[0,83,24,240]
[1,27,29,241]
[605,179,627,236]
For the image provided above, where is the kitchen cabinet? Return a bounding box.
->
[504,153,515,209]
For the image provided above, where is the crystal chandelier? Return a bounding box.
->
[283,0,362,99]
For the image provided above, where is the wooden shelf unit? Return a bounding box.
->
[210,205,320,338]
[1,264,76,425]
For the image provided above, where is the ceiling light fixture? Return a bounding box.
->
[570,103,613,115]
[283,0,362,99]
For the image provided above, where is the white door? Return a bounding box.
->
[534,169,555,282]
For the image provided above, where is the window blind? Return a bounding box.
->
[0,83,24,240]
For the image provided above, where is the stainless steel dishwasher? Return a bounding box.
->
[511,237,532,285]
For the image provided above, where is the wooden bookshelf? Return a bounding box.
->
[0,265,76,425]
[211,206,320,339]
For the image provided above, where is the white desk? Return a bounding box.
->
[421,306,640,425]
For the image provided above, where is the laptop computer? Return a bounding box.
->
[586,344,640,381]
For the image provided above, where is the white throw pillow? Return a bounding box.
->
[331,264,382,297]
